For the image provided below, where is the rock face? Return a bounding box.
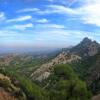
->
[31,52,81,81]
[0,88,17,100]
[0,73,19,100]
[70,37,100,57]
[88,41,99,56]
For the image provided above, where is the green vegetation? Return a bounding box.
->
[47,64,92,100]
[0,64,92,100]
[70,53,100,79]
[0,52,60,77]
[0,68,49,100]
[69,52,100,95]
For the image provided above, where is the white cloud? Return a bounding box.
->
[17,8,40,13]
[47,24,65,29]
[5,23,34,30]
[45,0,77,6]
[62,0,78,7]
[0,30,17,37]
[76,0,100,27]
[0,12,6,22]
[37,23,65,29]
[13,23,34,30]
[54,0,100,27]
[11,0,100,27]
[36,18,49,23]
[38,0,100,27]
[7,15,32,22]
[47,5,76,14]
[36,5,76,15]
[43,1,100,27]
[16,5,76,15]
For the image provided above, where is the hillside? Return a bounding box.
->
[70,52,100,94]
[45,64,91,100]
[31,52,81,81]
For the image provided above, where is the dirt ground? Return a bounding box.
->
[92,94,100,100]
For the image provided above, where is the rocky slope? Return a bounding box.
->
[0,73,26,100]
[31,52,81,82]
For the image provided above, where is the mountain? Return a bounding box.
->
[30,37,100,97]
[11,38,100,100]
[70,37,100,57]
[31,37,100,82]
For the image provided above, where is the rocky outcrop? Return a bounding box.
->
[0,73,26,100]
[31,52,81,82]
[88,41,99,56]
[0,88,17,100]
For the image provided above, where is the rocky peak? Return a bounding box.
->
[82,37,92,44]
[70,37,100,57]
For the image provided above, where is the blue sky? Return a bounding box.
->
[0,0,100,48]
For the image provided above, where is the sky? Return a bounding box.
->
[0,0,100,48]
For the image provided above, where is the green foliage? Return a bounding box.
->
[48,64,91,100]
[0,63,92,100]
[15,75,49,100]
[54,64,77,79]
[0,68,49,100]
[70,53,100,79]
[69,53,100,94]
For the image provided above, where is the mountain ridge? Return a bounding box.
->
[31,37,100,82]
[69,37,100,57]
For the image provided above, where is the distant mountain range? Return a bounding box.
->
[0,47,61,55]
